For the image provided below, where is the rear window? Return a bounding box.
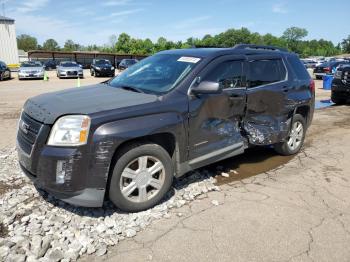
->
[287,56,310,80]
[247,59,286,88]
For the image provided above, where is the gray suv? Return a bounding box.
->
[17,45,315,212]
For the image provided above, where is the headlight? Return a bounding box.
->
[111,67,114,70]
[334,70,342,79]
[95,66,101,70]
[47,115,91,146]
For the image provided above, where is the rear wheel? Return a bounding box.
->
[274,114,306,156]
[109,143,173,212]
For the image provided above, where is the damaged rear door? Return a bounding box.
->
[244,54,291,145]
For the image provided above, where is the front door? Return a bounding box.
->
[244,54,291,145]
[188,55,247,166]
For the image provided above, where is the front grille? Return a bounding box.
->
[67,71,77,76]
[17,112,43,155]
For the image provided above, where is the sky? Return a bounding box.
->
[2,0,350,46]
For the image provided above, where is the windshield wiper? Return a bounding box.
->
[118,85,145,93]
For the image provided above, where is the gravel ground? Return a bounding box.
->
[0,147,222,261]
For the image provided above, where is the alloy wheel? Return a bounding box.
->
[287,121,304,151]
[119,156,165,203]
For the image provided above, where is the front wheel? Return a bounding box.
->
[274,114,306,156]
[109,143,173,212]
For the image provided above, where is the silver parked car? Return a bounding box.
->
[18,61,45,80]
[57,61,83,79]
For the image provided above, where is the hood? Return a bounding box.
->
[20,66,43,71]
[23,84,158,124]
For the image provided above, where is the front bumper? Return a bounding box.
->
[17,143,106,207]
[18,72,44,79]
[331,80,350,100]
[19,161,105,207]
[314,73,326,78]
[95,68,115,76]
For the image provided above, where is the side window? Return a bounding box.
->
[204,61,244,89]
[248,59,286,88]
[287,56,310,80]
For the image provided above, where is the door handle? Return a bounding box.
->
[229,94,244,100]
[282,86,289,93]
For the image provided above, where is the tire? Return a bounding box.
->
[315,76,322,80]
[109,143,174,212]
[0,72,3,81]
[90,69,94,76]
[331,96,345,105]
[274,114,306,156]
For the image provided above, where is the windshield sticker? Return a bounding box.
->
[177,57,201,63]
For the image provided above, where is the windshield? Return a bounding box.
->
[21,62,42,67]
[125,59,137,65]
[109,54,201,94]
[96,60,111,65]
[61,62,78,67]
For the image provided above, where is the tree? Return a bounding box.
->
[341,35,350,53]
[63,39,80,51]
[42,39,60,51]
[282,27,308,52]
[17,34,38,51]
[115,33,131,53]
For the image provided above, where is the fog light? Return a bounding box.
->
[56,160,66,184]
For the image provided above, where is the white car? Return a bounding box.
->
[57,61,83,79]
[18,61,45,80]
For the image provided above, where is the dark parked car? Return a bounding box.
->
[314,61,349,79]
[90,59,115,77]
[44,60,59,70]
[331,64,350,104]
[17,45,315,212]
[118,59,138,70]
[18,61,45,80]
[0,60,11,81]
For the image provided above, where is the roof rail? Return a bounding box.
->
[233,44,288,52]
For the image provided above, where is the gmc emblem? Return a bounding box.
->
[19,120,30,134]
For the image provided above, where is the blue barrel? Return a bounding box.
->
[323,75,333,90]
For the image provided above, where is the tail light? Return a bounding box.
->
[310,79,315,94]
[324,67,331,73]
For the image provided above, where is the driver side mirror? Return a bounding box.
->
[191,81,222,95]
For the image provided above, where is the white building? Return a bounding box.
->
[0,16,19,65]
